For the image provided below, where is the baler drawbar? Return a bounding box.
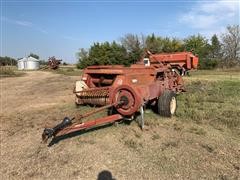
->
[42,103,123,142]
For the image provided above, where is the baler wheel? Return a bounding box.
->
[157,91,177,117]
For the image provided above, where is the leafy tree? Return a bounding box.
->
[200,34,222,69]
[120,34,144,63]
[161,37,184,52]
[145,34,165,53]
[210,34,221,59]
[184,34,212,69]
[221,25,240,67]
[76,24,239,69]
[76,48,89,69]
[145,34,184,53]
[0,56,17,66]
[184,34,209,57]
[28,53,40,59]
[77,41,128,69]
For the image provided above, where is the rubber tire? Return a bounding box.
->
[157,91,177,117]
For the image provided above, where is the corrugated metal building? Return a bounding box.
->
[18,57,40,70]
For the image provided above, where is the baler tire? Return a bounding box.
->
[157,91,177,117]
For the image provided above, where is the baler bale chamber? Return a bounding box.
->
[42,52,196,143]
[74,64,184,117]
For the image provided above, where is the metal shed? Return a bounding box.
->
[18,57,40,70]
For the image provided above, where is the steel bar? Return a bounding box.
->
[55,114,123,137]
[74,103,116,121]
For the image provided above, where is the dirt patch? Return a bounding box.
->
[0,71,239,179]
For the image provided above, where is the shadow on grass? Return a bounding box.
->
[97,170,116,180]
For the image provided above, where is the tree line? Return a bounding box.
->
[0,53,67,66]
[77,25,240,69]
[0,53,40,66]
[0,56,17,66]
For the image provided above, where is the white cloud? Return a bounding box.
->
[179,0,239,36]
[200,0,238,14]
[15,20,33,27]
[181,14,216,29]
[1,16,48,34]
[1,16,77,40]
[1,16,32,27]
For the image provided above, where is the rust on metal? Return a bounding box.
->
[48,56,62,70]
[146,51,199,75]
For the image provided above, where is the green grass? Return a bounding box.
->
[140,70,240,137]
[186,69,240,82]
[176,72,240,134]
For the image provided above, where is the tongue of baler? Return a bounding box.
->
[42,102,124,143]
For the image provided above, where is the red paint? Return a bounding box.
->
[56,114,123,137]
[147,51,199,74]
[43,51,198,140]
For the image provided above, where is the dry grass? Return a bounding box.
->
[43,66,83,76]
[0,70,239,179]
[0,66,25,78]
[54,67,83,76]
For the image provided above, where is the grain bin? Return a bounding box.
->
[17,57,40,70]
[17,57,26,70]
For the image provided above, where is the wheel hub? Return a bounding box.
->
[111,85,141,116]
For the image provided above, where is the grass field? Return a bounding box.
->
[179,71,240,134]
[54,66,83,76]
[0,69,239,179]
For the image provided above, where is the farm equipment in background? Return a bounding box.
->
[47,56,62,70]
[40,56,62,70]
[42,51,198,143]
[146,51,198,76]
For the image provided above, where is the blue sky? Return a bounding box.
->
[1,0,239,63]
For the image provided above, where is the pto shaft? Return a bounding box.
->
[42,117,72,142]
